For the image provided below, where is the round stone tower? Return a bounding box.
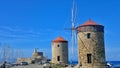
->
[76,20,106,68]
[52,36,68,64]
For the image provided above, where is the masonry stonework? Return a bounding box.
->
[52,37,68,64]
[76,20,106,68]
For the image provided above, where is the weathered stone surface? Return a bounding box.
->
[17,58,33,64]
[52,42,68,64]
[77,31,106,68]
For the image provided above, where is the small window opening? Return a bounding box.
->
[87,33,91,39]
[57,45,59,47]
[57,56,60,61]
[87,54,92,63]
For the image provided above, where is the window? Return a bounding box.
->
[87,54,92,63]
[57,56,60,61]
[87,33,91,39]
[57,45,59,47]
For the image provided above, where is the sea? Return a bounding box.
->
[70,61,120,68]
[107,61,120,68]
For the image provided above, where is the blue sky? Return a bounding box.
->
[0,0,120,61]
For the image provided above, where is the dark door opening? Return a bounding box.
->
[87,54,92,63]
[57,56,60,61]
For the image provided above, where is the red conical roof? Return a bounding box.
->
[52,36,68,43]
[80,19,99,26]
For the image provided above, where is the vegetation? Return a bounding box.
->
[50,63,65,68]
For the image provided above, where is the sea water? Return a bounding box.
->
[107,61,120,68]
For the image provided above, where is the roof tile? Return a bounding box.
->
[80,19,99,26]
[52,36,68,43]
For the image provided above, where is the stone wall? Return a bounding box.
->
[77,32,106,68]
[52,42,68,64]
[32,52,43,60]
[17,58,33,64]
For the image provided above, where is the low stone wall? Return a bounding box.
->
[17,58,33,64]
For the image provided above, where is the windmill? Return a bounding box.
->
[69,0,78,64]
[64,0,78,64]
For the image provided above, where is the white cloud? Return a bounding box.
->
[0,26,46,39]
[105,47,120,61]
